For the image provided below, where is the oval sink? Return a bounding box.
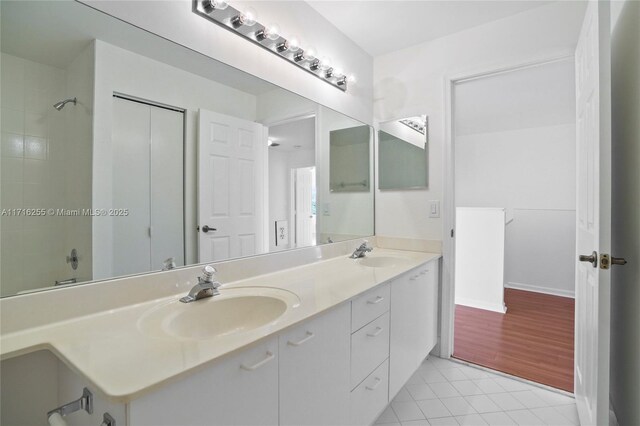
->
[357,256,404,268]
[138,287,300,340]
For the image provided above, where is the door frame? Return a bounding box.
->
[440,53,575,358]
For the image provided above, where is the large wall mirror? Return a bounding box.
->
[378,116,428,190]
[0,0,374,297]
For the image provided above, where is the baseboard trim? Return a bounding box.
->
[505,282,575,298]
[455,297,506,314]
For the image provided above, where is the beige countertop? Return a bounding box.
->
[0,249,440,403]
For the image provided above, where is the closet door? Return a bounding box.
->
[112,97,152,276]
[150,107,184,270]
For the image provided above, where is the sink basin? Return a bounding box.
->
[357,256,404,268]
[138,287,300,340]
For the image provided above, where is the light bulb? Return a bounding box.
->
[264,23,280,40]
[333,67,343,77]
[304,47,317,61]
[319,56,332,70]
[203,0,228,11]
[348,74,357,83]
[239,8,257,26]
[287,37,300,52]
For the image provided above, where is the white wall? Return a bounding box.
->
[92,40,257,279]
[81,0,373,125]
[373,1,586,242]
[610,1,640,424]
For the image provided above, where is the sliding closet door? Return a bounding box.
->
[112,97,184,276]
[112,97,152,276]
[150,107,184,270]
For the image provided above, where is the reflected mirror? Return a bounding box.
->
[0,0,374,297]
[378,116,429,190]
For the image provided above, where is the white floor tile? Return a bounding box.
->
[493,377,535,392]
[531,389,575,407]
[407,371,427,385]
[429,382,461,398]
[529,407,574,425]
[505,409,543,426]
[481,412,518,426]
[464,395,502,414]
[428,417,460,426]
[417,399,452,419]
[511,390,549,409]
[458,366,491,380]
[407,383,438,401]
[488,393,527,411]
[456,413,489,426]
[440,368,469,382]
[451,380,484,396]
[429,357,462,370]
[421,369,449,383]
[401,420,431,426]
[392,401,427,422]
[553,405,579,425]
[394,387,416,403]
[473,378,507,394]
[377,405,400,424]
[440,397,477,416]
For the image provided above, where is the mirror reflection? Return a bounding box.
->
[0,0,374,297]
[378,116,429,190]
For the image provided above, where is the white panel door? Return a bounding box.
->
[150,106,184,270]
[574,1,612,425]
[294,167,315,247]
[198,109,266,262]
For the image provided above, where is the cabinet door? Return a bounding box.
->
[129,337,278,426]
[279,303,351,426]
[389,261,439,399]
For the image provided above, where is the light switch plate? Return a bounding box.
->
[429,200,440,218]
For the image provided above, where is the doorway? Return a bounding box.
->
[449,58,577,392]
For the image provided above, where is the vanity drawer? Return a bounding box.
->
[351,283,390,332]
[350,312,390,389]
[351,359,389,426]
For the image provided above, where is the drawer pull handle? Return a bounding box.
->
[240,351,275,371]
[367,296,385,305]
[367,327,384,337]
[366,377,382,391]
[287,331,315,347]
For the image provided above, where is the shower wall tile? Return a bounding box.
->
[1,157,23,183]
[0,54,25,111]
[1,132,24,158]
[1,108,24,135]
[24,112,48,137]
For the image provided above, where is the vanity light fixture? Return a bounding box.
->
[193,0,349,91]
[399,117,428,136]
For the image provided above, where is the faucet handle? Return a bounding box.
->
[201,265,217,282]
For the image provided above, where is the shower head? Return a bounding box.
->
[53,97,77,111]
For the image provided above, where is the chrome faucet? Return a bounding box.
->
[180,265,221,303]
[350,240,373,259]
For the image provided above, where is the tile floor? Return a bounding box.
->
[375,357,579,426]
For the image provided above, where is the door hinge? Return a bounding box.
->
[450,229,455,238]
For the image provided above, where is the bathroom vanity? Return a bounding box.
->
[0,243,440,426]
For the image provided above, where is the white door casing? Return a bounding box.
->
[198,109,266,262]
[574,1,612,425]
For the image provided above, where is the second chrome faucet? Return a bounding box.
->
[180,265,221,303]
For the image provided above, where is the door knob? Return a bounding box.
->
[579,251,598,268]
[201,225,216,233]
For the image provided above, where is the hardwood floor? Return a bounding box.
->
[453,288,575,392]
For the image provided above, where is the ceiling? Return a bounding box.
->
[268,117,316,152]
[306,1,554,56]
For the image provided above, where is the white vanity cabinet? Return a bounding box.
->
[389,260,440,399]
[128,337,279,426]
[278,303,351,425]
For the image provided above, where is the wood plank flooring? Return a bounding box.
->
[453,288,575,392]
